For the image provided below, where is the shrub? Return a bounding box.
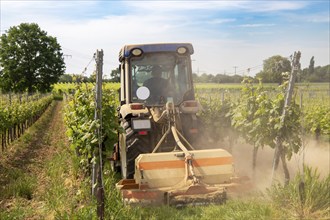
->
[268,165,330,219]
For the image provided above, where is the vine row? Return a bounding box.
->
[64,84,119,172]
[0,94,54,151]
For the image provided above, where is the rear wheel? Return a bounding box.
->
[110,143,121,173]
[110,160,120,173]
[119,118,152,179]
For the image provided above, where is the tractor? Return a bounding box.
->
[111,43,243,206]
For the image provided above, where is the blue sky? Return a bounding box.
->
[1,1,329,77]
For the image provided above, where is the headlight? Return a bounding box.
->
[131,119,151,130]
[131,48,143,56]
[177,47,187,54]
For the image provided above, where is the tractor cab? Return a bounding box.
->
[119,43,195,107]
[114,43,202,179]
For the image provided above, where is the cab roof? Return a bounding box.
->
[119,43,194,61]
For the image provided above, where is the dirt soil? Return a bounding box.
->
[0,101,69,215]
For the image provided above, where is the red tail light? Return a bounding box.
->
[189,128,198,134]
[130,103,144,110]
[183,101,198,107]
[138,131,148,135]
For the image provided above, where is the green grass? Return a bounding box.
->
[98,167,329,220]
[97,165,285,220]
[0,198,35,220]
[268,166,330,219]
[0,103,56,219]
[117,200,281,220]
[6,174,36,200]
[0,168,37,201]
[0,102,96,219]
[43,151,96,219]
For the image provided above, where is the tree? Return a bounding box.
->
[0,23,65,93]
[308,56,315,75]
[300,64,330,82]
[110,67,120,82]
[59,74,73,83]
[256,55,291,84]
[192,73,199,82]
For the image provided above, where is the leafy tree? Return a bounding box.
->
[90,70,97,82]
[0,23,65,93]
[59,74,73,83]
[192,73,248,84]
[315,65,330,82]
[300,64,330,82]
[256,55,291,84]
[198,73,212,83]
[192,73,199,82]
[110,67,120,82]
[309,56,315,75]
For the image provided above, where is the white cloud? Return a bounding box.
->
[1,1,328,77]
[123,1,309,13]
[122,1,243,11]
[239,23,276,28]
[208,18,236,24]
[39,13,197,75]
[239,1,309,12]
[306,13,330,23]
[2,1,96,11]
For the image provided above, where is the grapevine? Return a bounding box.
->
[64,83,120,172]
[0,94,53,151]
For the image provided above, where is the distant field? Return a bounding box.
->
[52,82,120,93]
[195,82,330,90]
[195,82,329,106]
[52,82,329,92]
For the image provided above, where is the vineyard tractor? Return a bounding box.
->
[111,43,247,206]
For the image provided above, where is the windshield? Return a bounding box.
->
[130,52,192,105]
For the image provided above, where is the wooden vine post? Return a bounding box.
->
[271,51,301,185]
[92,49,105,219]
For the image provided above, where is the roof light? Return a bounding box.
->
[177,47,187,54]
[131,48,143,56]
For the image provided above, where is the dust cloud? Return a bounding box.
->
[193,130,329,191]
[230,138,330,191]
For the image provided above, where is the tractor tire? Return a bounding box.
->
[110,142,121,174]
[110,159,121,173]
[121,118,152,179]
